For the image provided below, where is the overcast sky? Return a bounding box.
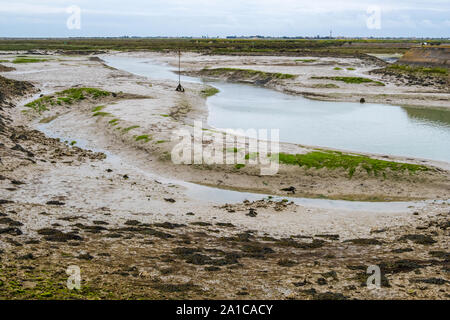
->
[0,0,449,38]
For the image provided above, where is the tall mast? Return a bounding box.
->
[178,49,181,85]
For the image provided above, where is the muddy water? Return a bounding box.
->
[103,55,450,163]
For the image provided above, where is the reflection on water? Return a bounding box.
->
[102,55,450,163]
[403,106,450,127]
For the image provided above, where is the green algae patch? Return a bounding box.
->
[25,88,112,113]
[92,111,112,117]
[12,57,48,64]
[91,105,106,112]
[135,135,151,142]
[200,86,219,98]
[312,76,384,86]
[200,67,296,81]
[123,125,140,132]
[271,150,429,178]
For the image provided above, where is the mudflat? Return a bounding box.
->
[0,51,448,299]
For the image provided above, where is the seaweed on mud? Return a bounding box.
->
[0,217,23,226]
[78,253,94,260]
[205,266,220,272]
[410,278,448,285]
[104,233,122,238]
[277,259,298,267]
[37,228,82,242]
[315,234,339,240]
[313,292,348,300]
[0,227,22,236]
[153,222,185,229]
[124,220,141,226]
[428,251,450,261]
[321,270,339,280]
[185,253,213,265]
[151,282,199,293]
[215,222,235,228]
[73,223,108,233]
[379,259,427,274]
[398,234,437,245]
[190,221,212,226]
[392,248,414,253]
[343,238,383,245]
[46,200,65,206]
[241,244,275,258]
[92,220,108,225]
[115,226,174,239]
[275,238,325,249]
